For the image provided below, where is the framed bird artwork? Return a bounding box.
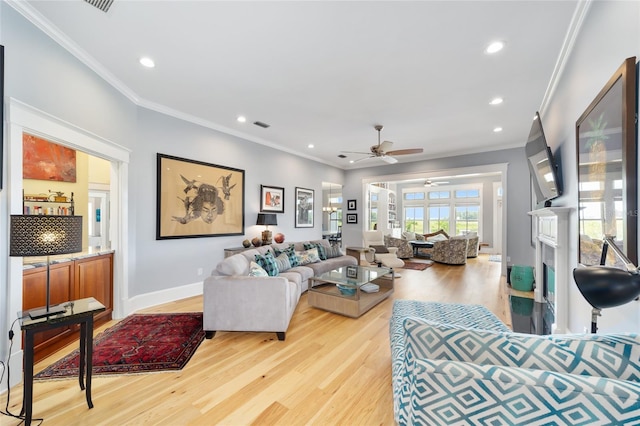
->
[156,153,245,239]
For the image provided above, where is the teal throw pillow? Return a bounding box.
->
[255,251,279,277]
[274,245,300,267]
[304,242,327,260]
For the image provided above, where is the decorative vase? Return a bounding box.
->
[251,237,262,247]
[242,239,251,248]
[274,233,285,244]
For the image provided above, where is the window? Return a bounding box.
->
[428,191,450,200]
[455,189,480,198]
[455,205,479,234]
[404,206,424,233]
[428,205,450,233]
[404,192,425,201]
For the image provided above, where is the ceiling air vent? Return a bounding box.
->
[253,121,270,129]
[83,0,114,13]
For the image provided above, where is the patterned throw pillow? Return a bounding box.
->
[248,261,268,277]
[304,242,327,260]
[274,244,300,267]
[325,245,342,259]
[254,251,279,277]
[274,253,291,272]
[296,248,321,265]
[415,234,425,241]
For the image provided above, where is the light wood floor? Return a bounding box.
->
[2,255,509,426]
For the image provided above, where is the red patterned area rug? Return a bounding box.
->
[35,313,204,380]
[401,261,433,271]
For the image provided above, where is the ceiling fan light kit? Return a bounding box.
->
[341,124,424,164]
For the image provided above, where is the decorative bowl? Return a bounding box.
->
[336,284,356,296]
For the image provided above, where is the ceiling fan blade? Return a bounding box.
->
[379,140,394,153]
[352,155,375,163]
[341,150,373,155]
[386,148,424,156]
[381,155,398,164]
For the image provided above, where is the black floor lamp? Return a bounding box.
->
[10,215,83,319]
[573,236,640,333]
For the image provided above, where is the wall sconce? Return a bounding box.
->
[256,213,277,245]
[10,215,83,319]
[573,236,640,333]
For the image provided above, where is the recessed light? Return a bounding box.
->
[349,160,355,164]
[493,127,503,133]
[308,144,314,149]
[485,41,505,54]
[139,57,155,68]
[237,116,247,123]
[489,97,503,105]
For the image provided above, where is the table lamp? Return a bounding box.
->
[10,215,83,319]
[573,236,640,333]
[256,213,277,245]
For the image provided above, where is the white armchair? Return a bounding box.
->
[363,230,405,270]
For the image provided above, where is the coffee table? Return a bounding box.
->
[308,265,394,318]
[410,241,433,258]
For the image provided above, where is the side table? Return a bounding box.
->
[224,246,253,258]
[20,297,106,425]
[346,247,372,266]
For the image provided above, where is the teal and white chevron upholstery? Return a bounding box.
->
[390,300,509,424]
[404,318,640,380]
[410,359,640,425]
[390,300,640,425]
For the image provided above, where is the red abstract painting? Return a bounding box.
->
[23,134,76,182]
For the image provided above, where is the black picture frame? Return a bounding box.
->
[346,265,358,279]
[295,187,314,228]
[260,185,284,213]
[576,57,637,266]
[346,213,358,224]
[347,199,357,210]
[156,153,245,239]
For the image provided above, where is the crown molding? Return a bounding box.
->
[539,0,592,115]
[6,0,140,104]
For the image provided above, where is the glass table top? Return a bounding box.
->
[20,297,106,329]
[313,265,392,287]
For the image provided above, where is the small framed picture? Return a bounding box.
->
[346,213,357,224]
[260,185,284,213]
[346,265,358,278]
[347,199,357,210]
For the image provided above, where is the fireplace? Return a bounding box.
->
[529,207,573,333]
[542,244,555,311]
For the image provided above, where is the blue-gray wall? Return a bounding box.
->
[541,0,640,333]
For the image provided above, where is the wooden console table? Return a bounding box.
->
[20,297,105,425]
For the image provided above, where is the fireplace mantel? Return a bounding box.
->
[528,207,573,333]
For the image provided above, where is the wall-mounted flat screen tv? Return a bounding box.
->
[526,111,561,205]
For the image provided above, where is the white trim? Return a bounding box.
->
[539,0,592,114]
[124,283,203,315]
[5,99,130,388]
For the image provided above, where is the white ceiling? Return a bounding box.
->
[12,1,580,169]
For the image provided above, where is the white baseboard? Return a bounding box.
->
[119,281,203,319]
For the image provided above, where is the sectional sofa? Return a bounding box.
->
[203,239,356,340]
[391,299,640,425]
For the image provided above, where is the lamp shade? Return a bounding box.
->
[573,266,640,309]
[256,213,277,226]
[10,215,83,257]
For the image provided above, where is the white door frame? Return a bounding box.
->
[3,98,130,388]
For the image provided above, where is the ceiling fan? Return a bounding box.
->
[423,179,450,187]
[343,125,424,164]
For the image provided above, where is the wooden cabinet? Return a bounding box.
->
[22,252,113,362]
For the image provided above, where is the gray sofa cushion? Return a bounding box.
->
[216,253,250,276]
[305,255,357,275]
